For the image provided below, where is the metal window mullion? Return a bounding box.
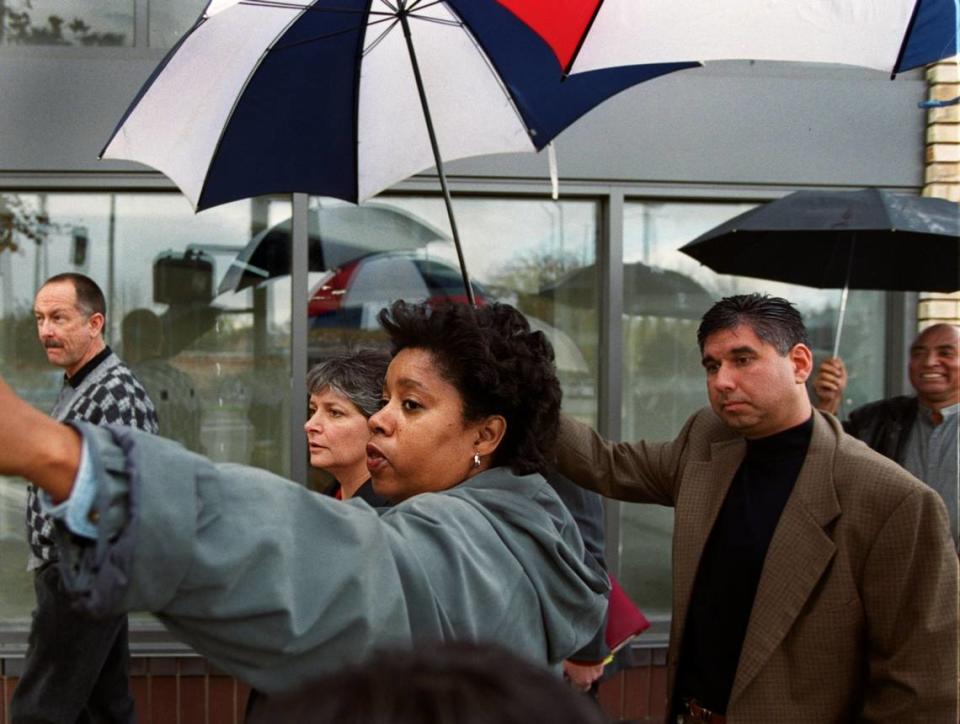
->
[885,291,917,398]
[290,193,309,486]
[136,0,150,48]
[598,190,625,576]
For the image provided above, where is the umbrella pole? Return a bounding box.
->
[832,284,849,359]
[831,237,857,359]
[398,7,477,306]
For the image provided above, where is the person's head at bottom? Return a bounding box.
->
[249,641,608,724]
[366,300,561,502]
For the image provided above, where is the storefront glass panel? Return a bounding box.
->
[0,191,292,621]
[618,199,887,619]
[307,195,601,428]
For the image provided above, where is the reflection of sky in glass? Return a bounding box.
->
[149,0,206,47]
[1,1,134,45]
[379,196,597,285]
[624,201,834,314]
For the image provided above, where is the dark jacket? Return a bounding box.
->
[323,478,390,508]
[844,395,918,464]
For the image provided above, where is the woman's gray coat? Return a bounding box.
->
[53,423,609,694]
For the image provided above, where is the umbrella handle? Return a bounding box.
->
[832,284,849,359]
[831,236,856,359]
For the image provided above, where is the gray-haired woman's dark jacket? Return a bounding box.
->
[53,423,609,695]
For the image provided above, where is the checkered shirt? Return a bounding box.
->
[26,351,158,565]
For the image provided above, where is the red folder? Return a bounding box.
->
[605,574,650,653]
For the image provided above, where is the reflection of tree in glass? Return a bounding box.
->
[0,194,50,253]
[488,249,583,295]
[1,2,126,46]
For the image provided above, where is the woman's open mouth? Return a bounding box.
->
[366,443,387,473]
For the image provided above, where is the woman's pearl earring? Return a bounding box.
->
[473,451,481,468]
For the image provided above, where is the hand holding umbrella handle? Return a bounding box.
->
[0,375,80,502]
[812,357,848,416]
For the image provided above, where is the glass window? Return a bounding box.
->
[0,191,292,621]
[618,199,888,619]
[149,0,206,48]
[305,195,601,427]
[0,1,134,46]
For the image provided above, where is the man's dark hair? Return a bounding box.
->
[377,300,561,476]
[697,293,809,354]
[247,642,608,724]
[44,272,106,320]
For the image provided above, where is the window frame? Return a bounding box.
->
[0,173,915,655]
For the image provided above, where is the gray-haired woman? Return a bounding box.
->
[305,349,390,505]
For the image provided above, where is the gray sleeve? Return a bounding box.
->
[54,423,415,694]
[544,471,609,662]
[52,424,606,694]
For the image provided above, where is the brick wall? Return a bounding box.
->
[922,57,960,327]
[1,650,668,724]
[0,657,251,724]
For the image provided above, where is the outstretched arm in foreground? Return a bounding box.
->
[0,375,80,501]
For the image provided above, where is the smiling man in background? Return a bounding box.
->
[11,273,158,724]
[813,323,959,549]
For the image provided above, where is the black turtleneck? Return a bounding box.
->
[674,415,814,714]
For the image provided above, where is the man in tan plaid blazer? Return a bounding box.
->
[556,294,957,723]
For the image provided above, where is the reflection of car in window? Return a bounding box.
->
[308,252,490,328]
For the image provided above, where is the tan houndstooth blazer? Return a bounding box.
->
[556,409,958,723]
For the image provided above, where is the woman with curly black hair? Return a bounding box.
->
[366,300,562,502]
[0,300,608,701]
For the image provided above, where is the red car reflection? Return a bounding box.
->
[308,252,488,326]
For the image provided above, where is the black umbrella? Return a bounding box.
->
[680,188,960,355]
[218,203,448,295]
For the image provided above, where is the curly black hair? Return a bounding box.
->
[377,301,562,476]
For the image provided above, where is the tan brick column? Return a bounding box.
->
[920,57,960,329]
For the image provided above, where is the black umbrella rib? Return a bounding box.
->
[363,17,401,56]
[240,0,398,20]
[408,13,461,28]
[408,1,448,14]
[240,0,364,10]
[272,15,395,52]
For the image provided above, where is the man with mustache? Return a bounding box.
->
[554,294,956,723]
[813,323,959,549]
[12,273,158,724]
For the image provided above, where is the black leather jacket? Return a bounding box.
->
[844,395,918,464]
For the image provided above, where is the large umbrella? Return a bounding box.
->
[100,0,696,304]
[218,203,448,294]
[498,0,958,76]
[679,188,960,356]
